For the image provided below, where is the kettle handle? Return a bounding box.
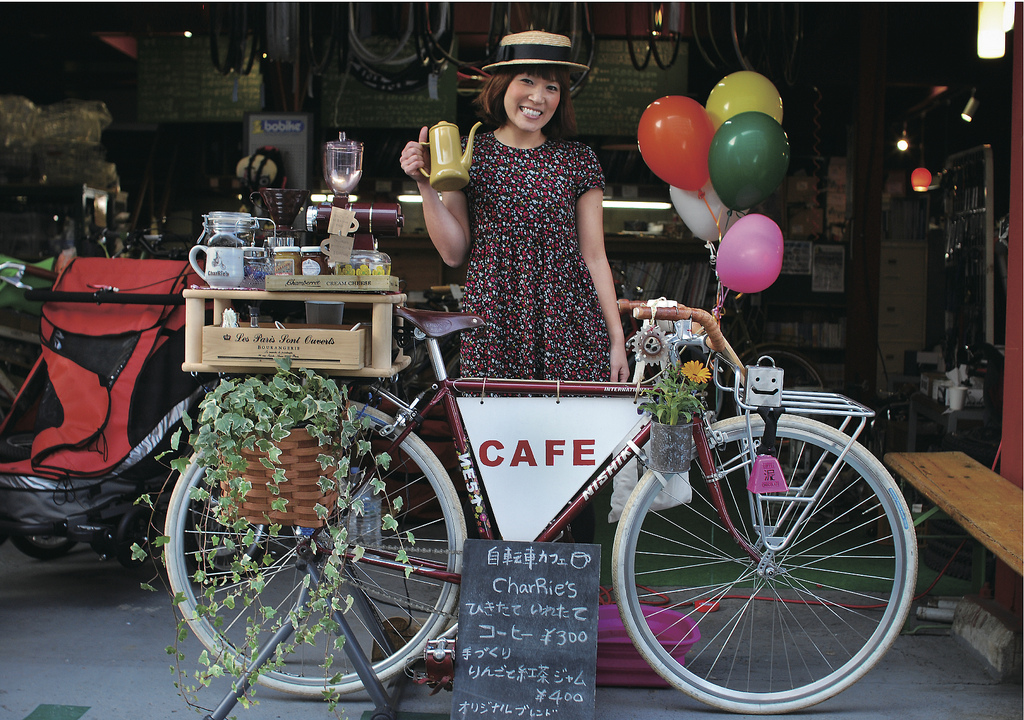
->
[418,140,431,179]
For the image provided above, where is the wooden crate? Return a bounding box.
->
[183,288,409,377]
[265,275,399,292]
[202,324,368,371]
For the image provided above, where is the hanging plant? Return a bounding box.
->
[133,358,399,715]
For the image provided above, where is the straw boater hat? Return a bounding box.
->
[482,31,590,72]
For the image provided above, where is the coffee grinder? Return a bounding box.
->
[306,132,403,273]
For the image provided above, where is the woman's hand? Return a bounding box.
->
[610,342,630,382]
[400,126,432,186]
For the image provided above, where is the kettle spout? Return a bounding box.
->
[461,122,484,171]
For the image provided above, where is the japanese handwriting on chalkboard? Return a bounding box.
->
[457,701,557,717]
[465,601,524,617]
[488,546,593,570]
[478,624,533,641]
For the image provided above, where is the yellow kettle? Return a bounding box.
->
[419,121,484,191]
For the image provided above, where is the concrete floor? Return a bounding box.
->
[0,540,1020,720]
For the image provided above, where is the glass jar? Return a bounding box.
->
[272,246,301,276]
[301,246,329,276]
[201,211,255,247]
[334,248,392,276]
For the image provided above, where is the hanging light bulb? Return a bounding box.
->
[897,127,910,152]
[911,167,933,192]
[961,90,980,122]
[978,2,1006,59]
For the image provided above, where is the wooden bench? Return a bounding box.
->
[884,451,1023,581]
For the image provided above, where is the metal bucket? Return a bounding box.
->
[647,421,695,473]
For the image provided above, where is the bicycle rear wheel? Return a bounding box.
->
[163,402,465,697]
[612,415,916,714]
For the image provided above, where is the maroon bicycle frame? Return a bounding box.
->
[358,375,760,585]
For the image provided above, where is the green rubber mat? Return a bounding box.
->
[22,707,90,720]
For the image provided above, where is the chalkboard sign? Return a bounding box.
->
[318,58,457,129]
[573,39,689,136]
[452,539,601,720]
[137,37,262,123]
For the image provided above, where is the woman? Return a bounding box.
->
[400,30,628,384]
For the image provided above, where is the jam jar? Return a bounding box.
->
[301,246,329,275]
[272,245,301,275]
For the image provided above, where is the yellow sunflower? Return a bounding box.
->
[681,360,712,385]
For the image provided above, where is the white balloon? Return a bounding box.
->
[670,182,732,242]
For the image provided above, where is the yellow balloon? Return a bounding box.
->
[705,71,784,130]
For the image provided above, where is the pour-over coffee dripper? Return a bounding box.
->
[323,132,363,206]
[257,188,310,231]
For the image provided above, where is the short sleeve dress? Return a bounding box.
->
[458,132,608,381]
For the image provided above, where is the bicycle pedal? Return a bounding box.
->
[420,636,456,692]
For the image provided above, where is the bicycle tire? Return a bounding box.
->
[612,414,916,714]
[163,402,465,697]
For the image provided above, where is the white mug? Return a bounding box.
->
[189,244,245,288]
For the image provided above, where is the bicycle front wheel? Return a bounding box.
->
[612,415,916,714]
[163,402,466,697]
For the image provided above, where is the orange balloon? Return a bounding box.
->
[637,96,715,191]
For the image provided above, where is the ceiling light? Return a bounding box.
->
[961,91,980,122]
[911,167,933,192]
[602,200,673,210]
[978,2,1006,59]
[309,193,359,204]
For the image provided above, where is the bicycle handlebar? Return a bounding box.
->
[617,299,746,378]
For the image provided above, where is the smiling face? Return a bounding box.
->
[501,72,562,136]
[745,366,784,407]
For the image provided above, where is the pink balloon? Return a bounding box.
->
[716,214,784,293]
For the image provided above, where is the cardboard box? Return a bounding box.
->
[919,371,945,397]
[265,275,399,292]
[787,207,823,238]
[786,176,819,205]
[201,324,368,371]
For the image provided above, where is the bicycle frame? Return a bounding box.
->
[356,307,878,589]
[356,343,768,585]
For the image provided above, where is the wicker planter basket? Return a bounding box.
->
[223,427,340,528]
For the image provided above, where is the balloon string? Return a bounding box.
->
[699,190,722,239]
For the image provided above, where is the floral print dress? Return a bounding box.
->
[459,132,608,381]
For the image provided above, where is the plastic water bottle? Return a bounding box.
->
[347,473,382,547]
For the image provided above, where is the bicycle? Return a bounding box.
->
[162,296,916,716]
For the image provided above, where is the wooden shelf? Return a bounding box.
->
[182,288,409,377]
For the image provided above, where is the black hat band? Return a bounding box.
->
[494,42,572,65]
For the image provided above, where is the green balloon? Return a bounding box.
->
[707,111,791,211]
